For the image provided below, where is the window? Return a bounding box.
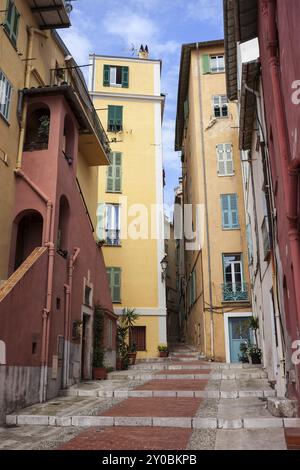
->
[104,65,129,88]
[130,326,146,351]
[213,95,228,118]
[0,70,12,121]
[221,194,239,229]
[107,152,122,192]
[216,144,234,176]
[105,204,121,246]
[4,0,20,46]
[107,267,121,303]
[84,286,92,306]
[107,105,123,132]
[210,55,225,73]
[222,254,248,301]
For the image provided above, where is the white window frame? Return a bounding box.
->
[105,203,121,245]
[213,95,228,118]
[217,143,234,176]
[210,55,225,73]
[0,70,12,122]
[109,66,122,87]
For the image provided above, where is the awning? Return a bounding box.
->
[28,0,71,30]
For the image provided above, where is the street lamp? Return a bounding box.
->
[160,255,168,282]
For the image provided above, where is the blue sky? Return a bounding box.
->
[60,0,224,208]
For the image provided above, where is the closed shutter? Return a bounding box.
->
[230,194,239,227]
[217,144,226,175]
[11,6,20,46]
[96,203,105,241]
[4,1,19,46]
[202,54,210,74]
[225,144,234,175]
[114,152,122,192]
[112,268,121,303]
[104,65,110,86]
[130,327,146,351]
[4,0,13,36]
[106,163,114,192]
[122,66,129,88]
[221,195,230,228]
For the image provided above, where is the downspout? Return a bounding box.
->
[196,43,215,359]
[14,169,54,402]
[266,0,300,326]
[16,27,48,169]
[63,248,80,388]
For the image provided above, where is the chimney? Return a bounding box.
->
[138,44,149,59]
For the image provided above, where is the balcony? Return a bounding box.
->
[105,229,121,247]
[28,0,71,30]
[222,283,249,302]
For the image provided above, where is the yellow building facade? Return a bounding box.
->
[175,41,252,362]
[89,51,167,358]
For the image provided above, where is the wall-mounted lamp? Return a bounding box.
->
[160,255,168,282]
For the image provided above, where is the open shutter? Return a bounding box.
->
[114,153,122,192]
[4,0,13,36]
[11,6,20,46]
[122,66,129,88]
[230,194,239,228]
[217,144,225,175]
[225,144,234,175]
[107,106,114,131]
[96,203,106,241]
[221,195,230,228]
[104,65,110,86]
[112,268,121,303]
[202,54,210,74]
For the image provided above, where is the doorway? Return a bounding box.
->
[14,211,43,270]
[228,316,253,363]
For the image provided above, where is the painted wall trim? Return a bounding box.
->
[114,307,167,317]
[223,311,253,363]
[90,91,165,103]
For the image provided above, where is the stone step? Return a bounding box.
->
[107,371,268,381]
[6,414,300,430]
[59,389,276,399]
[129,363,263,371]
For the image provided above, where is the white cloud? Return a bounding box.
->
[186,0,223,22]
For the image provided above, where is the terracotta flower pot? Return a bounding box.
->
[159,351,169,357]
[92,367,107,380]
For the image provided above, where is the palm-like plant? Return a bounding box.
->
[120,308,139,349]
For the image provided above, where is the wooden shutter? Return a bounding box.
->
[130,327,146,351]
[217,144,225,175]
[112,268,121,303]
[11,5,20,46]
[4,0,13,36]
[225,144,234,175]
[221,195,230,228]
[96,203,105,241]
[122,66,129,88]
[104,65,110,86]
[107,105,114,131]
[202,54,210,74]
[230,194,239,228]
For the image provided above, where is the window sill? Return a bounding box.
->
[214,116,229,120]
[217,174,235,177]
[222,227,240,231]
[112,301,122,304]
[210,70,225,74]
[104,244,122,248]
[106,190,123,194]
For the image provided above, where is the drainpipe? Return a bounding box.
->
[266,0,300,326]
[16,27,48,169]
[196,43,215,359]
[63,248,80,388]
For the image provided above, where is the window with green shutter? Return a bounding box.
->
[107,105,123,132]
[202,54,210,74]
[103,65,129,88]
[221,194,239,229]
[4,0,20,47]
[106,152,122,193]
[107,267,121,303]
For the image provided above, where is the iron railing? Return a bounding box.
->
[105,229,121,246]
[222,282,249,302]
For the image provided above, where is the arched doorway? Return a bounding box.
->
[14,211,43,270]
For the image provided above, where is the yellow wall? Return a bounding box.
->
[182,44,251,361]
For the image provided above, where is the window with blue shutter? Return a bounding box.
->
[103,65,129,88]
[4,0,20,46]
[221,194,239,229]
[107,268,121,303]
[107,106,123,132]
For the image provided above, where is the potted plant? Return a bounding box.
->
[249,316,259,346]
[116,323,128,370]
[158,344,169,357]
[92,305,107,380]
[239,341,249,363]
[120,308,140,366]
[247,344,262,365]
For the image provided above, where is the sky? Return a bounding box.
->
[60,0,224,208]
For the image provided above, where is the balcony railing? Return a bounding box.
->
[222,283,249,302]
[105,229,121,246]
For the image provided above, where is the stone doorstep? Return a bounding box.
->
[7,414,299,429]
[58,389,276,399]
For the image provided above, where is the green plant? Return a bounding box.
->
[249,316,259,346]
[120,308,140,349]
[247,344,262,360]
[38,115,50,141]
[93,305,105,368]
[158,344,168,352]
[239,341,249,363]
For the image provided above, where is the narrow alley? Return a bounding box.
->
[2,345,300,451]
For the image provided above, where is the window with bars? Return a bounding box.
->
[221,194,239,229]
[106,267,121,303]
[216,144,234,176]
[213,95,228,118]
[0,70,12,121]
[4,0,20,47]
[107,152,122,192]
[107,105,123,132]
[130,326,146,351]
[210,55,225,73]
[103,65,129,88]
